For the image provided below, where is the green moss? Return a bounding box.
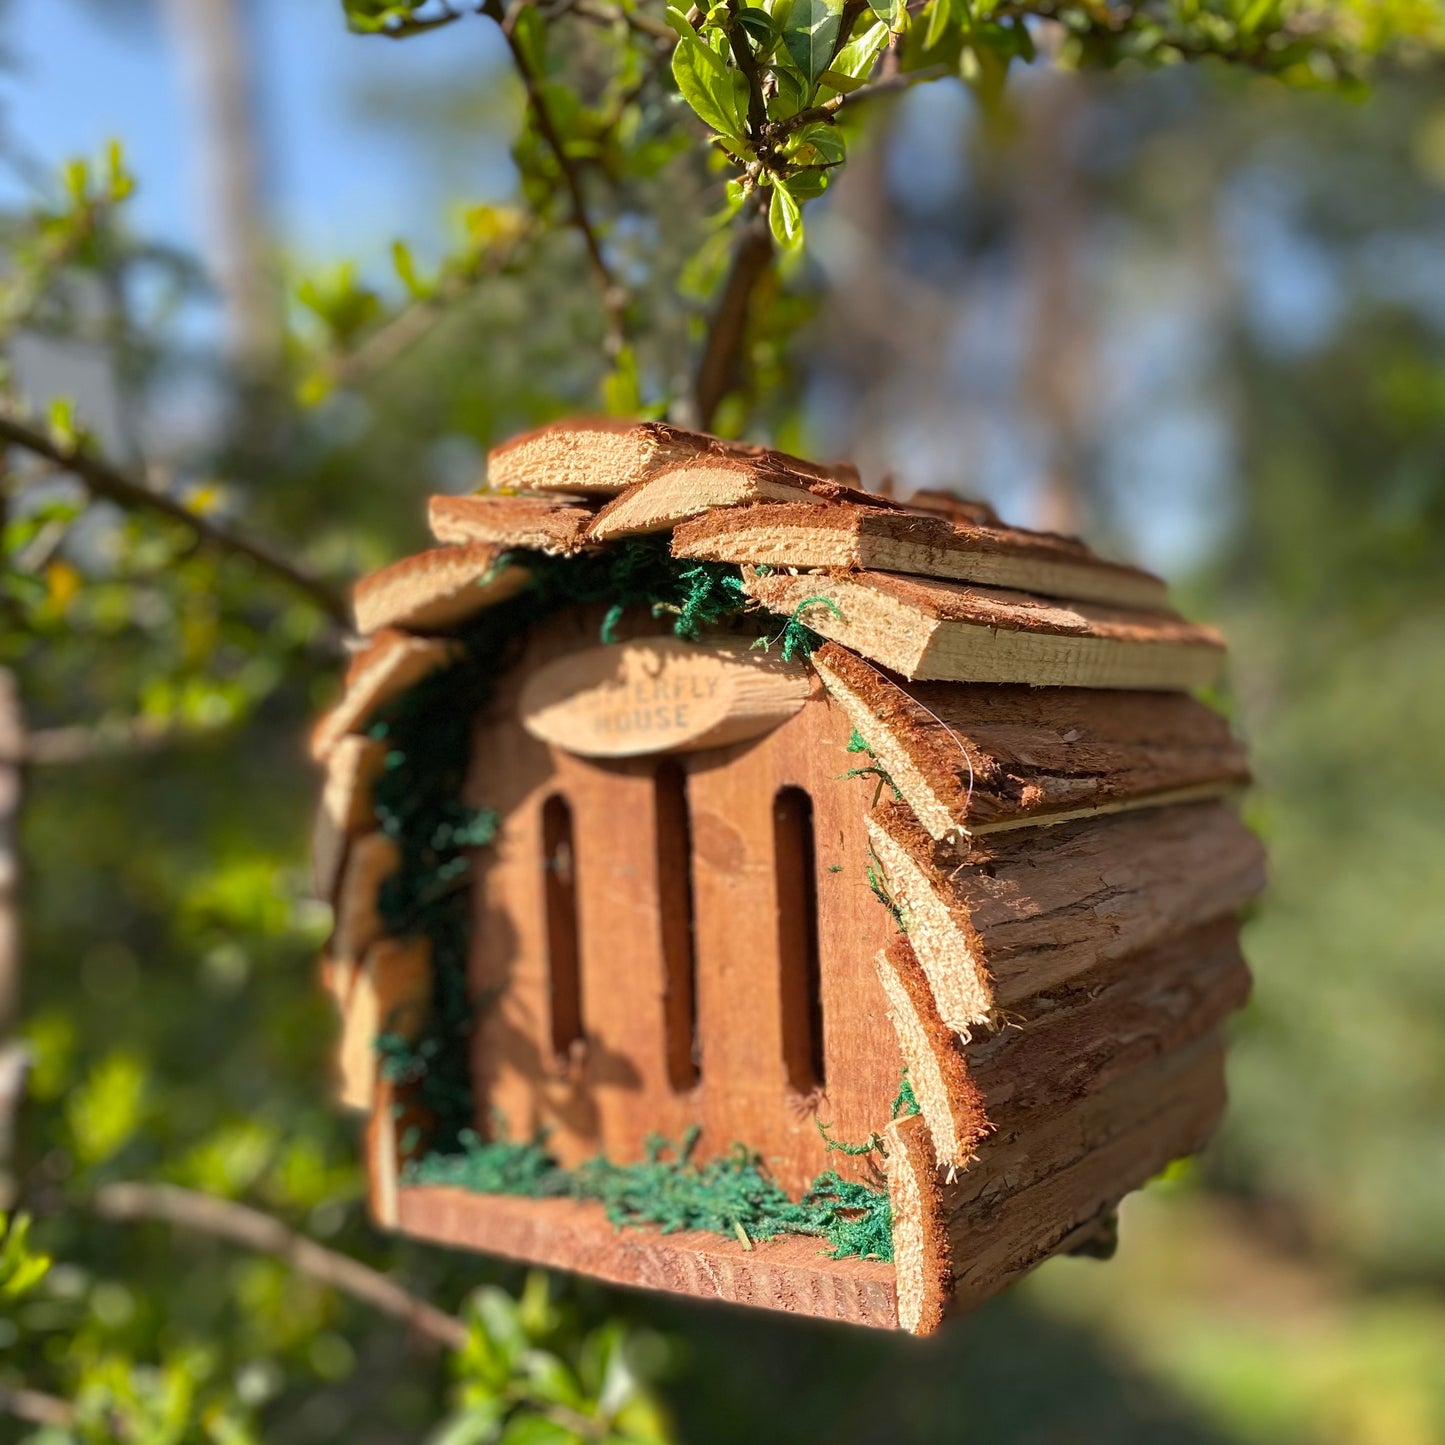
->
[404,1128,894,1262]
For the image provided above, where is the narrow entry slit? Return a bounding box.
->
[774,785,825,1093]
[541,793,583,1060]
[654,761,700,1090]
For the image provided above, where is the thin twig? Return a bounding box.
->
[331,221,535,388]
[11,715,226,767]
[484,0,629,359]
[770,66,947,141]
[689,209,773,431]
[0,1386,75,1429]
[0,414,349,626]
[92,1181,468,1350]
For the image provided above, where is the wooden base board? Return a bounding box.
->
[392,1186,899,1329]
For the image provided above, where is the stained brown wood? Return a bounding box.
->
[467,612,905,1196]
[746,569,1224,689]
[517,638,812,758]
[811,641,1251,839]
[674,502,1168,611]
[353,544,530,636]
[428,493,598,553]
[868,798,1265,1029]
[394,1185,898,1327]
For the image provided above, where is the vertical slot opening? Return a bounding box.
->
[541,793,583,1060]
[655,761,699,1091]
[774,785,825,1093]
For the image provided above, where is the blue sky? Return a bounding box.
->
[0,0,512,267]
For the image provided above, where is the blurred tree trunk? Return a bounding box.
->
[0,666,27,1209]
[1019,75,1092,538]
[160,0,280,371]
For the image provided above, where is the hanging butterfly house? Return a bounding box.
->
[310,419,1264,1335]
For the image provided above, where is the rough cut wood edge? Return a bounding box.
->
[331,831,401,962]
[746,569,1225,689]
[905,488,1001,528]
[589,460,829,540]
[868,797,1266,1013]
[867,811,992,1035]
[488,417,861,496]
[943,1029,1228,1314]
[875,938,990,1170]
[310,630,458,762]
[812,643,1249,839]
[353,543,532,636]
[428,494,598,553]
[884,1113,951,1336]
[674,502,1168,611]
[312,735,387,900]
[392,1186,900,1329]
[336,936,432,1112]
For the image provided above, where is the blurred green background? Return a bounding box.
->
[2,0,1444,1440]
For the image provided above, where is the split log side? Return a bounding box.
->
[336,937,432,1112]
[673,501,1168,611]
[874,938,989,1171]
[943,1029,1229,1314]
[396,1186,899,1329]
[366,1075,434,1230]
[812,641,1250,839]
[746,569,1224,690]
[884,1112,951,1336]
[352,544,531,636]
[962,915,1251,1132]
[869,798,1265,1014]
[330,831,401,964]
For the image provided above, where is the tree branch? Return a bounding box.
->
[485,0,630,360]
[91,1181,468,1351]
[689,211,773,432]
[0,1386,75,1429]
[0,415,350,627]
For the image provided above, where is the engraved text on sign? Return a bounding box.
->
[518,638,814,758]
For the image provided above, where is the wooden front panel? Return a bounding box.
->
[466,615,902,1195]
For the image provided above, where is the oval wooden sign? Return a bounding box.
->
[518,637,814,759]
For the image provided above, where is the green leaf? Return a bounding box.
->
[867,0,908,30]
[923,0,954,50]
[603,347,641,416]
[671,35,748,142]
[736,5,780,50]
[828,17,890,79]
[391,240,430,300]
[767,65,809,119]
[782,0,844,87]
[786,123,846,165]
[497,1416,580,1445]
[664,4,698,38]
[512,5,548,74]
[768,178,804,249]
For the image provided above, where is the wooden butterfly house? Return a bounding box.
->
[311,419,1263,1335]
